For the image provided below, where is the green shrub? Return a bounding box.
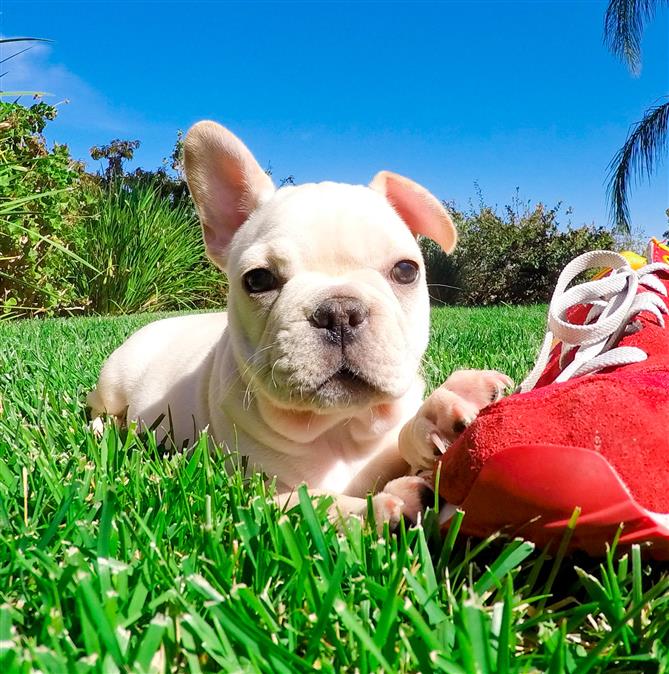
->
[0,97,621,316]
[71,181,226,314]
[0,102,224,317]
[423,200,616,305]
[0,100,93,316]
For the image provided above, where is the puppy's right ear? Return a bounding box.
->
[370,171,457,253]
[184,121,275,269]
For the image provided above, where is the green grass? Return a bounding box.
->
[71,182,226,315]
[1,305,669,673]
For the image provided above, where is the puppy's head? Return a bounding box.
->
[184,121,456,412]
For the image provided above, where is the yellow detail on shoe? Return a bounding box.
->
[652,238,669,265]
[592,251,647,280]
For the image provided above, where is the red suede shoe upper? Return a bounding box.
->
[439,242,669,514]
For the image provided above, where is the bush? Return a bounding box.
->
[70,181,226,314]
[0,97,622,316]
[423,200,616,305]
[0,100,93,316]
[1,101,225,317]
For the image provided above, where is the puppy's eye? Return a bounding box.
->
[390,260,419,284]
[243,268,278,294]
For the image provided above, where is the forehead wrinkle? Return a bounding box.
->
[237,237,309,284]
[268,182,401,232]
[234,181,422,275]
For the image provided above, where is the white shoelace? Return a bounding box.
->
[519,250,669,393]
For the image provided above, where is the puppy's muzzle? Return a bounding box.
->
[309,297,369,347]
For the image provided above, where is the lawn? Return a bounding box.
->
[1,305,668,673]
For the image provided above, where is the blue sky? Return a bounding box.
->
[3,0,668,236]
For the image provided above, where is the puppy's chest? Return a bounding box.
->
[311,454,372,493]
[301,437,389,493]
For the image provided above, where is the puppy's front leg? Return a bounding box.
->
[399,369,512,472]
[276,487,421,532]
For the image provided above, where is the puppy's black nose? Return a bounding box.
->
[310,297,368,344]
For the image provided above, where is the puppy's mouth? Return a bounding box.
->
[310,364,379,407]
[260,358,395,412]
[319,364,369,388]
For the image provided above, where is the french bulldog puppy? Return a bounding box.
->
[88,121,510,525]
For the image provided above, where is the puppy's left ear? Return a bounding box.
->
[370,171,457,253]
[184,121,275,270]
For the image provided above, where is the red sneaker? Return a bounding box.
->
[437,239,669,558]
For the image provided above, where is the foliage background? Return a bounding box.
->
[422,196,618,307]
[0,100,633,318]
[0,101,225,318]
[0,101,93,315]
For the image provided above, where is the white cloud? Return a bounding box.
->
[2,41,136,135]
[0,40,180,169]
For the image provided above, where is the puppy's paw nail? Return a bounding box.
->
[491,374,514,401]
[90,416,105,438]
[452,415,475,434]
[500,374,514,388]
[430,431,449,455]
[490,385,504,403]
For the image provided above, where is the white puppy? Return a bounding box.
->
[88,121,510,524]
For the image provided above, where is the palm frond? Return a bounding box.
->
[0,37,49,45]
[0,46,36,67]
[607,99,669,231]
[603,0,667,74]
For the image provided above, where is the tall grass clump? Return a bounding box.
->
[73,181,226,314]
[1,93,225,317]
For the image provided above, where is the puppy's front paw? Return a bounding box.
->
[383,475,434,523]
[368,492,404,532]
[367,478,434,532]
[442,369,513,408]
[399,369,513,471]
[399,387,479,470]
